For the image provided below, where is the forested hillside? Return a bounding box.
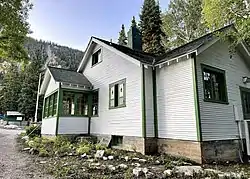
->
[25,37,84,71]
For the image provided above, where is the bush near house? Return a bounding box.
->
[25,125,41,138]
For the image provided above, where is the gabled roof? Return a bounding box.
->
[156,24,234,65]
[48,66,92,88]
[93,37,156,64]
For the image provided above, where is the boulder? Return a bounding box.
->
[95,150,104,158]
[174,166,202,176]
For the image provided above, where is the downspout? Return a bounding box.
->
[34,73,42,122]
[55,83,62,136]
[142,64,146,138]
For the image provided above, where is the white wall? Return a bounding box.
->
[83,43,143,137]
[58,117,88,134]
[41,117,57,135]
[144,67,155,137]
[156,58,197,141]
[196,41,250,141]
[45,77,59,97]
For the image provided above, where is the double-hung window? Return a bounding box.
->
[202,64,228,104]
[92,49,102,66]
[43,92,58,118]
[109,79,126,109]
[92,91,99,116]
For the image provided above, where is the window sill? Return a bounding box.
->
[109,104,126,110]
[91,115,99,118]
[203,99,229,105]
[91,61,102,68]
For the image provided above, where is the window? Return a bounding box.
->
[202,65,228,103]
[92,49,101,66]
[92,91,98,116]
[62,91,89,116]
[43,92,58,118]
[76,94,88,116]
[111,135,123,146]
[109,79,126,109]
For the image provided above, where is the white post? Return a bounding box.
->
[34,73,42,122]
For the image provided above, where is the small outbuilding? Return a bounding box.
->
[4,111,24,125]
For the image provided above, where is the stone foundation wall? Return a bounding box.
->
[158,138,202,163]
[201,139,241,163]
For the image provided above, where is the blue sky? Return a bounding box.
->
[28,0,169,51]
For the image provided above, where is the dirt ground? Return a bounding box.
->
[0,128,54,179]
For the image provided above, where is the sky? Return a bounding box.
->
[28,0,170,51]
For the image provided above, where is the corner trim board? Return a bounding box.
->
[142,65,146,138]
[192,55,202,142]
[152,69,158,137]
[55,83,62,135]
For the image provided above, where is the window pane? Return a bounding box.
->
[114,84,119,107]
[92,91,98,116]
[44,98,48,117]
[203,67,226,102]
[63,92,75,115]
[76,94,88,116]
[49,95,53,116]
[53,92,58,116]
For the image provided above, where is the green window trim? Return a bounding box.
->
[201,64,228,104]
[43,91,58,119]
[109,79,126,109]
[92,90,99,117]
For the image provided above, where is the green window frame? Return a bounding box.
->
[109,79,126,109]
[201,64,228,104]
[62,91,88,116]
[43,91,58,118]
[92,91,99,116]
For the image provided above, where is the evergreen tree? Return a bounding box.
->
[162,0,207,49]
[131,16,137,28]
[0,64,22,112]
[18,52,42,120]
[118,24,127,46]
[139,0,165,55]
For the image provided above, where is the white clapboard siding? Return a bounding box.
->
[156,58,197,140]
[144,67,155,137]
[83,43,142,137]
[58,117,88,134]
[196,41,250,141]
[41,117,57,135]
[45,77,59,97]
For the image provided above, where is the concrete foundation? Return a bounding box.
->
[201,139,241,163]
[157,138,202,163]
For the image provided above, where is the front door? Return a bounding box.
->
[240,87,250,120]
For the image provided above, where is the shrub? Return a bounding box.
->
[53,136,73,155]
[38,148,49,157]
[104,148,113,156]
[25,125,41,138]
[76,145,91,155]
[95,143,107,150]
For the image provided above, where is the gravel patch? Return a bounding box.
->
[0,128,54,179]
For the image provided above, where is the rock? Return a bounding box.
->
[91,163,100,166]
[108,165,116,171]
[142,167,148,174]
[21,136,29,141]
[103,156,108,160]
[108,156,114,160]
[118,164,128,169]
[132,163,141,167]
[174,166,202,176]
[68,153,73,156]
[139,159,147,163]
[95,150,105,158]
[132,157,140,161]
[29,148,34,154]
[133,167,145,177]
[164,169,172,177]
[204,168,221,174]
[155,160,160,165]
[23,147,31,151]
[39,161,47,164]
[81,153,87,159]
[124,156,129,162]
[63,163,68,166]
[87,159,94,162]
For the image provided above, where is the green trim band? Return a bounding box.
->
[142,65,146,138]
[152,68,158,138]
[55,83,62,136]
[192,55,202,142]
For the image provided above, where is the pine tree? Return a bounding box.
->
[18,52,42,120]
[139,0,165,55]
[118,24,127,46]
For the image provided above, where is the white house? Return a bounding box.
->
[39,24,250,163]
